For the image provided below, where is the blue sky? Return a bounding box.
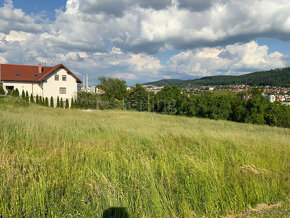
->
[1,0,290,85]
[10,0,67,18]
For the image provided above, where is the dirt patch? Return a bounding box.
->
[224,202,283,218]
[239,164,272,175]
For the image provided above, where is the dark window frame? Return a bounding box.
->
[59,87,66,94]
[55,75,59,81]
[62,75,67,81]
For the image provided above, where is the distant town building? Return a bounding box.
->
[266,95,276,103]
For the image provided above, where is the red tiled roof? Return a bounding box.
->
[0,64,82,83]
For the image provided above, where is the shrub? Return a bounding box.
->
[0,85,5,95]
[12,88,20,97]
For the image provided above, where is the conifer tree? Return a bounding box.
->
[25,91,29,102]
[36,95,39,104]
[13,88,20,97]
[57,96,60,108]
[60,98,64,108]
[71,98,74,109]
[50,97,54,107]
[21,90,25,99]
[65,99,69,109]
[30,94,34,103]
[45,97,49,106]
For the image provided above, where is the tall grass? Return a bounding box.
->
[0,97,289,217]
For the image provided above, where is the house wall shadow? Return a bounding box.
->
[102,207,129,218]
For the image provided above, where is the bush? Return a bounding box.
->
[0,85,5,95]
[11,88,20,97]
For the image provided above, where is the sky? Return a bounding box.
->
[0,0,290,85]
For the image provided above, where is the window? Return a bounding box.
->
[16,73,21,77]
[55,75,59,81]
[59,87,66,94]
[34,74,38,77]
[62,75,67,81]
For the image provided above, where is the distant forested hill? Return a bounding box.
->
[143,68,290,87]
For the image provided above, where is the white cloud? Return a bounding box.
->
[0,1,42,34]
[0,0,290,84]
[167,41,287,77]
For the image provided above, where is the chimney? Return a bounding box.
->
[38,64,42,74]
[86,74,89,90]
[83,75,85,90]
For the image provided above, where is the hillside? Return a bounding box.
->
[0,97,289,217]
[144,67,290,87]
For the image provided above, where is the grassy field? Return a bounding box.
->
[0,97,289,217]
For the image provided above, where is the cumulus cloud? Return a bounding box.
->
[167,41,287,77]
[0,0,290,84]
[0,0,42,34]
[46,0,290,54]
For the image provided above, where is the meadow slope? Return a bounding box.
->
[0,98,289,217]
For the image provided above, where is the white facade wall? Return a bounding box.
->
[43,68,78,106]
[2,81,42,97]
[2,68,78,107]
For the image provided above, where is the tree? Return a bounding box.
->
[71,98,75,109]
[21,90,25,99]
[154,85,186,115]
[50,97,54,107]
[36,95,39,104]
[128,84,149,111]
[60,98,64,108]
[25,91,29,102]
[57,96,60,108]
[65,99,69,109]
[45,97,49,106]
[265,102,290,128]
[245,94,268,124]
[12,88,20,97]
[30,94,34,103]
[97,77,128,102]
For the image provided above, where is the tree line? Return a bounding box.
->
[144,67,290,88]
[1,79,289,128]
[76,77,290,128]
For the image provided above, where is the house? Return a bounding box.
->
[0,63,82,106]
